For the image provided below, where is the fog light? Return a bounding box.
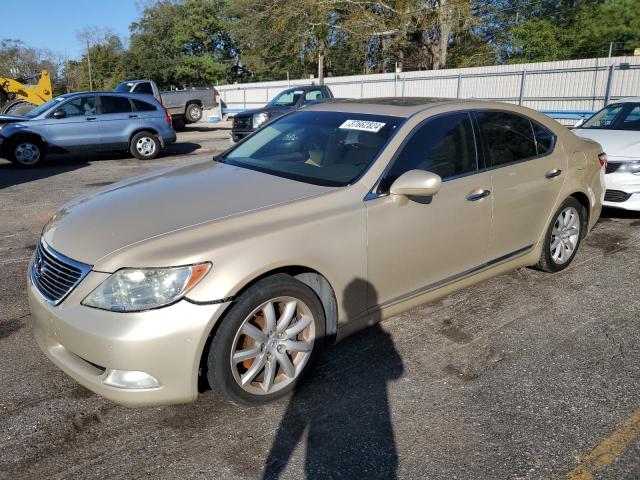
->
[103,369,160,389]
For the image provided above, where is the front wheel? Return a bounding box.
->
[8,138,45,168]
[537,197,585,272]
[207,274,325,406]
[130,131,160,160]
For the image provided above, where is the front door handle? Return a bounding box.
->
[466,189,491,201]
[545,169,562,178]
[129,114,139,118]
[85,117,97,121]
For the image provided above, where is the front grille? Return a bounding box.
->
[31,241,91,305]
[233,115,251,130]
[604,189,632,203]
[605,162,622,174]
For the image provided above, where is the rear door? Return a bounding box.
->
[131,98,163,131]
[97,95,136,151]
[475,110,566,260]
[45,95,100,151]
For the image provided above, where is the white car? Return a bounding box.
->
[573,98,640,210]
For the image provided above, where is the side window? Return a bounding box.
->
[304,89,323,103]
[132,99,157,112]
[134,82,154,95]
[56,96,96,117]
[620,105,640,130]
[380,112,477,192]
[532,121,556,155]
[101,96,133,114]
[476,111,537,166]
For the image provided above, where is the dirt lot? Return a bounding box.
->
[1,123,639,479]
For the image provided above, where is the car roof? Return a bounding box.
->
[304,97,479,117]
[55,91,158,100]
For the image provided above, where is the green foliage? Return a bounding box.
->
[3,0,639,90]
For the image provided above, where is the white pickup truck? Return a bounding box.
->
[115,79,218,128]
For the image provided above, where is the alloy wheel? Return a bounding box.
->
[550,206,580,264]
[230,296,316,395]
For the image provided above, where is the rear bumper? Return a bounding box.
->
[29,270,230,407]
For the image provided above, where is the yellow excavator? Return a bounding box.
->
[0,70,52,115]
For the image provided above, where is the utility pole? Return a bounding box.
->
[86,40,93,91]
[608,41,613,59]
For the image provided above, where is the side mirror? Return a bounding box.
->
[574,118,585,128]
[52,110,66,119]
[389,170,442,197]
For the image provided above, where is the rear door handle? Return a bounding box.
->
[545,169,562,178]
[85,117,97,121]
[466,189,491,201]
[129,114,139,118]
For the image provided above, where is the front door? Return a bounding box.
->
[45,95,100,151]
[366,112,493,309]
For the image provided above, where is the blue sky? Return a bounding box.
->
[2,0,140,59]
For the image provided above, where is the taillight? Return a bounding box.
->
[161,104,172,126]
[598,152,608,168]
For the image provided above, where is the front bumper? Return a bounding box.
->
[603,171,640,211]
[230,129,253,143]
[29,270,230,407]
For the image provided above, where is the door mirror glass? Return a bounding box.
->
[389,170,442,197]
[52,110,67,119]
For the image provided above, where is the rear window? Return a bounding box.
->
[476,111,537,166]
[133,99,157,112]
[532,121,556,155]
[101,96,132,114]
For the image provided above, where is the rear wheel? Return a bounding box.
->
[8,137,45,168]
[185,103,202,123]
[537,197,585,272]
[207,274,325,406]
[129,131,160,160]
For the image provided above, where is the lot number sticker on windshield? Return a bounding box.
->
[339,120,386,133]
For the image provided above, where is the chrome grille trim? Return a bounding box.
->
[30,240,92,306]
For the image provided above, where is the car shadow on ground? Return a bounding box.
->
[262,279,404,480]
[0,161,88,190]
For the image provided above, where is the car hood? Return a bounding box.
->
[573,129,640,160]
[0,114,29,125]
[43,160,333,265]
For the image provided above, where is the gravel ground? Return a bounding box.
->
[0,122,638,479]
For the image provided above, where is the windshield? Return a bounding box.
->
[221,111,403,187]
[114,82,134,92]
[268,89,306,107]
[25,96,67,118]
[580,102,640,131]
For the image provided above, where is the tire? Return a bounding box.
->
[537,197,586,272]
[8,137,45,168]
[129,131,160,160]
[207,274,326,406]
[2,99,37,115]
[185,103,202,123]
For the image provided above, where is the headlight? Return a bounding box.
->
[82,263,211,312]
[617,160,640,174]
[252,112,270,129]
